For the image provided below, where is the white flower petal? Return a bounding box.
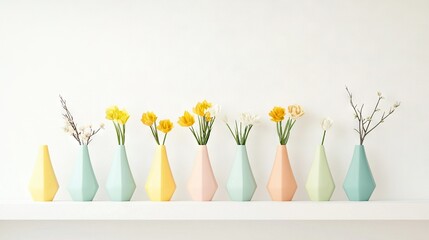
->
[321,118,333,131]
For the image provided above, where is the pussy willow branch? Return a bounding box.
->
[60,95,82,145]
[346,87,399,145]
[86,127,102,145]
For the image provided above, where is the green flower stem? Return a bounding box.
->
[112,122,120,145]
[321,130,326,145]
[122,124,126,145]
[149,125,160,145]
[162,133,167,145]
[226,123,239,144]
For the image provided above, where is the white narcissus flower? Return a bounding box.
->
[207,104,221,118]
[321,118,333,131]
[240,113,260,126]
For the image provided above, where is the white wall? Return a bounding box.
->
[2,1,429,239]
[0,0,428,202]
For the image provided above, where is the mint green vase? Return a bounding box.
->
[343,145,376,201]
[68,145,99,201]
[226,145,257,201]
[106,145,136,201]
[305,145,335,201]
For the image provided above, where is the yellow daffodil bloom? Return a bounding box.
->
[106,106,119,120]
[105,105,129,145]
[157,119,174,133]
[116,109,130,125]
[205,112,212,122]
[178,111,195,127]
[269,106,286,122]
[193,100,212,116]
[200,100,212,109]
[141,112,158,126]
[288,105,304,119]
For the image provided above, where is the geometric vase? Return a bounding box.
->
[305,145,335,201]
[145,145,176,201]
[105,145,136,201]
[28,145,59,201]
[187,145,218,201]
[68,145,99,201]
[267,145,297,201]
[226,145,257,201]
[343,145,376,201]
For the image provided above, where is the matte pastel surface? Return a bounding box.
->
[305,145,335,201]
[145,145,176,201]
[105,145,136,201]
[68,145,99,201]
[267,145,297,201]
[343,145,376,201]
[226,145,257,201]
[188,145,218,201]
[28,145,59,201]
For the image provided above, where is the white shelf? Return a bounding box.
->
[1,201,428,221]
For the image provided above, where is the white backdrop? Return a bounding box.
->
[0,0,427,203]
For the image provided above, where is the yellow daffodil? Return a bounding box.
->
[193,100,212,116]
[178,111,195,127]
[106,106,119,120]
[106,105,129,145]
[205,112,212,122]
[269,106,286,122]
[116,109,130,125]
[288,105,304,119]
[181,100,219,145]
[201,100,212,109]
[157,119,174,134]
[141,112,158,126]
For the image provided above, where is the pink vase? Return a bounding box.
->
[187,145,218,201]
[267,145,297,201]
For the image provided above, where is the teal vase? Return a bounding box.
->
[68,145,99,201]
[343,145,376,201]
[226,145,257,201]
[106,145,136,201]
[305,145,335,201]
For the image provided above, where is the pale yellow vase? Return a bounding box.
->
[145,145,176,201]
[28,145,59,201]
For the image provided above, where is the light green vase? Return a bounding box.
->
[68,145,99,201]
[105,145,136,201]
[305,145,335,201]
[226,145,257,201]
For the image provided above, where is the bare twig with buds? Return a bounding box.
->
[60,95,104,145]
[346,87,400,145]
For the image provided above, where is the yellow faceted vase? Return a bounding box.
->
[28,145,59,201]
[145,145,176,201]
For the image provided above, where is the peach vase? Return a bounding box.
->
[267,145,297,201]
[188,145,218,201]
